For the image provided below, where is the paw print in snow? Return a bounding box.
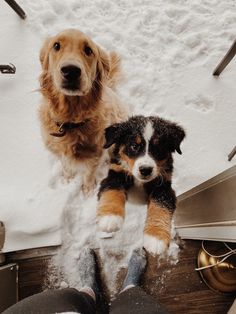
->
[185,94,215,113]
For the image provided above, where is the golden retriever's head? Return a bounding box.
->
[40,29,112,97]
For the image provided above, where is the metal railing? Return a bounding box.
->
[213,39,236,76]
[4,0,26,19]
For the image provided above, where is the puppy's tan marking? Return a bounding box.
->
[144,200,172,245]
[97,189,126,218]
[136,136,142,145]
[152,138,159,145]
[119,146,135,171]
[110,164,132,176]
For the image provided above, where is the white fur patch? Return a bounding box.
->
[132,120,158,182]
[97,215,123,233]
[143,234,167,255]
[143,121,154,142]
[133,155,157,181]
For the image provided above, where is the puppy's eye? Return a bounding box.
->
[53,42,61,51]
[84,46,93,56]
[130,144,139,152]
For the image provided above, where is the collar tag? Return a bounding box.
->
[50,119,89,137]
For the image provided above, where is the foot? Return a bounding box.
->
[77,248,99,301]
[122,248,147,290]
[81,176,97,197]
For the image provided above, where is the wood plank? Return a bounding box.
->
[141,240,235,313]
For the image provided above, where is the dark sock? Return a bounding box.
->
[122,248,147,290]
[77,248,99,301]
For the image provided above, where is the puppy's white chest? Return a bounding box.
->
[127,179,147,205]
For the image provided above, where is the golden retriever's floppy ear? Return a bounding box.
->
[97,48,121,88]
[98,48,110,79]
[39,38,51,70]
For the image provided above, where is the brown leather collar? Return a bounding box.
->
[50,119,89,137]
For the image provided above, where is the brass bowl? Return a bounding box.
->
[197,245,236,294]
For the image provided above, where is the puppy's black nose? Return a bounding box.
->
[139,166,153,177]
[61,65,81,81]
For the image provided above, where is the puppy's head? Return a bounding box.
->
[40,29,112,97]
[104,116,185,183]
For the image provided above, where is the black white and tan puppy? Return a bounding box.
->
[97,115,185,255]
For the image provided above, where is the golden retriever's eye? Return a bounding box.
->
[84,46,93,56]
[53,42,61,51]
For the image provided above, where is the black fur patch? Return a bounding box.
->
[104,115,185,159]
[144,178,176,211]
[98,169,134,199]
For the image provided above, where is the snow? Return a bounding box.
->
[0,0,236,294]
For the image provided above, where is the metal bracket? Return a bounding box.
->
[4,0,26,19]
[0,222,5,252]
[0,64,16,74]
[228,146,236,161]
[0,222,5,266]
[213,39,236,76]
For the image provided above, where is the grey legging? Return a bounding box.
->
[3,286,168,314]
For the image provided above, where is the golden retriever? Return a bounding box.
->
[39,29,128,195]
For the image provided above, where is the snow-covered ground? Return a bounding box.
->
[0,0,236,293]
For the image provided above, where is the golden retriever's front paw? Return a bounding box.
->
[81,183,96,197]
[143,234,169,256]
[97,215,123,233]
[81,177,97,197]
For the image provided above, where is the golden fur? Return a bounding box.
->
[39,29,128,194]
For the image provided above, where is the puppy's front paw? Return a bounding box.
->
[143,234,168,256]
[97,215,123,233]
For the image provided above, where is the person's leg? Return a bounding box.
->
[110,286,168,314]
[3,288,95,314]
[3,248,98,314]
[110,248,169,314]
[121,247,147,292]
[75,248,100,302]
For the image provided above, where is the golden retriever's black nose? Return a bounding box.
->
[61,65,81,81]
[139,166,153,177]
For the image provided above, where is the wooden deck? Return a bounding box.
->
[5,240,235,313]
[142,240,235,314]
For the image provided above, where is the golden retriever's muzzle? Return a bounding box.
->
[61,63,81,91]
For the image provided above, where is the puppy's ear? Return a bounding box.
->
[39,38,51,70]
[167,123,186,155]
[104,123,125,149]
